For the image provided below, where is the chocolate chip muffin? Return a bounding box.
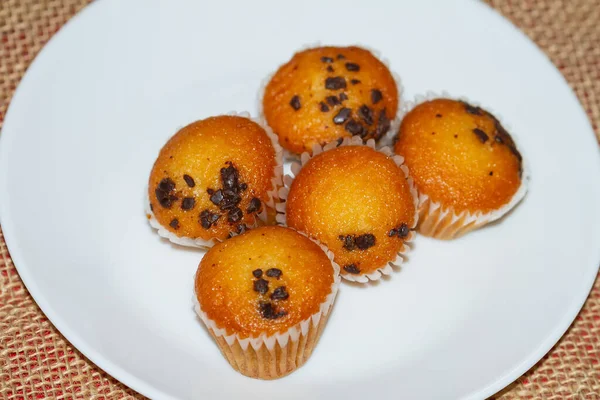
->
[147,115,282,247]
[280,138,418,282]
[194,226,340,379]
[262,46,399,155]
[394,97,528,239]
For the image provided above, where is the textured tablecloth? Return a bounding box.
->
[1,0,599,398]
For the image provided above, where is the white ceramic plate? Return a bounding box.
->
[1,0,599,399]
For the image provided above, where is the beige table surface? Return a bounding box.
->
[1,0,599,398]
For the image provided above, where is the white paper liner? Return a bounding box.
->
[192,230,341,378]
[388,91,531,239]
[145,111,284,248]
[257,43,404,160]
[276,136,419,283]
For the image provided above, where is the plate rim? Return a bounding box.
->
[0,1,599,399]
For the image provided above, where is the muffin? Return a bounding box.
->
[394,97,528,239]
[194,226,340,379]
[278,137,418,283]
[261,46,399,155]
[147,114,282,248]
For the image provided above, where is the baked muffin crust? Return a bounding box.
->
[263,46,398,154]
[285,145,416,277]
[395,99,522,213]
[148,116,278,241]
[195,226,336,337]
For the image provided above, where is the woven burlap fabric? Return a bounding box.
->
[0,0,598,399]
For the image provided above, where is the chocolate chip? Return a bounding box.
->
[326,95,341,107]
[326,65,334,73]
[155,178,178,208]
[199,210,220,229]
[155,179,178,208]
[209,189,224,206]
[181,197,195,210]
[158,178,175,192]
[271,286,289,300]
[339,92,348,101]
[227,207,243,223]
[217,189,242,210]
[358,105,374,126]
[220,189,241,210]
[344,62,359,71]
[169,218,179,229]
[325,76,347,90]
[339,234,376,251]
[343,264,361,274]
[336,137,344,146]
[183,174,195,188]
[462,101,483,115]
[351,79,361,85]
[337,54,345,59]
[373,110,391,139]
[333,108,351,125]
[489,171,494,176]
[389,222,410,238]
[339,235,355,251]
[319,102,330,112]
[355,233,376,250]
[206,188,215,195]
[252,269,263,278]
[321,56,333,63]
[345,119,365,136]
[472,128,489,143]
[290,95,301,111]
[436,114,442,118]
[235,223,247,235]
[266,268,282,279]
[240,183,248,191]
[253,278,269,294]
[371,89,383,104]
[247,197,261,214]
[399,223,410,238]
[155,188,170,208]
[259,301,275,318]
[220,163,240,191]
[259,301,287,319]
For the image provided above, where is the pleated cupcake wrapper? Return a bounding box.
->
[145,111,284,249]
[193,232,341,379]
[276,136,419,283]
[389,91,531,239]
[257,42,404,160]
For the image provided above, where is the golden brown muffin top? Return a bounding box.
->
[394,99,523,214]
[148,116,278,241]
[285,146,416,277]
[263,46,398,154]
[195,226,336,337]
